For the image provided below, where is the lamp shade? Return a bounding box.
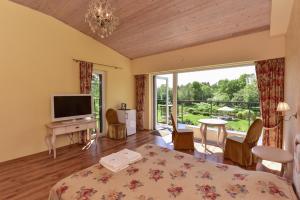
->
[277,102,290,112]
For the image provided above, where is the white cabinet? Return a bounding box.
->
[117,109,136,136]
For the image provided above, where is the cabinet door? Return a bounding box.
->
[117,110,125,123]
[126,110,136,135]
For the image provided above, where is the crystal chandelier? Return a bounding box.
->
[85,0,119,38]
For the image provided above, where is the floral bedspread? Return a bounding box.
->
[49,144,297,200]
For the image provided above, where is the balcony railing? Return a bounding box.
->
[157,99,260,132]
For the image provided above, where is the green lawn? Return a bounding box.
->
[157,108,250,132]
[181,113,250,132]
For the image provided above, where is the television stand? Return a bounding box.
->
[61,119,77,124]
[60,118,92,124]
[45,118,99,159]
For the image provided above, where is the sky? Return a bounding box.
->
[157,65,255,87]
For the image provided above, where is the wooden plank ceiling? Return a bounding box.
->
[10,0,271,59]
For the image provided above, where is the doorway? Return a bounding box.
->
[152,65,259,134]
[91,71,105,135]
[153,74,173,130]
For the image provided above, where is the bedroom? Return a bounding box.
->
[0,0,299,199]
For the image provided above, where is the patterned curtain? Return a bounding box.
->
[79,61,93,143]
[79,61,93,94]
[135,75,146,131]
[255,57,285,148]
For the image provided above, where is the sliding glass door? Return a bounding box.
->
[152,65,260,133]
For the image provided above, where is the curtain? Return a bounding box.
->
[135,75,146,131]
[79,61,93,143]
[255,57,285,148]
[79,61,93,94]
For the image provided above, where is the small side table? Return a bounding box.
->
[252,146,293,177]
[198,118,227,152]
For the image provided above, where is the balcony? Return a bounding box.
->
[157,99,260,134]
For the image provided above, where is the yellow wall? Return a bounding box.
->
[132,31,285,74]
[284,0,300,152]
[0,1,134,162]
[284,0,300,192]
[270,0,294,36]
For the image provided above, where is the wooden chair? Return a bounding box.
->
[224,118,263,167]
[170,114,194,150]
[106,109,127,139]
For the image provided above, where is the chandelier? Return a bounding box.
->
[85,0,119,38]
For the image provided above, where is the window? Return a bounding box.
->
[153,65,260,133]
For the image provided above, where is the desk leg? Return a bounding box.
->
[95,128,100,149]
[87,129,90,143]
[51,133,56,159]
[200,124,204,146]
[45,133,51,155]
[200,123,204,141]
[221,125,227,150]
[203,125,207,152]
[217,126,221,146]
[281,163,287,177]
[256,157,263,171]
[96,128,100,141]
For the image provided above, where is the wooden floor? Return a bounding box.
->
[0,131,251,200]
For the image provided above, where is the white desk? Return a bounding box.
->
[45,119,98,158]
[198,118,227,151]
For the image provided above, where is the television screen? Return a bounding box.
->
[52,95,92,121]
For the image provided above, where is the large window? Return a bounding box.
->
[154,65,260,133]
[177,66,260,132]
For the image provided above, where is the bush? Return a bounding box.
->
[236,111,244,119]
[195,102,211,112]
[236,110,255,120]
[191,110,201,115]
[187,108,195,113]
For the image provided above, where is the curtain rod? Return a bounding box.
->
[72,58,122,70]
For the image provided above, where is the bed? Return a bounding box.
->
[49,144,297,200]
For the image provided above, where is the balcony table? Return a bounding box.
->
[198,118,227,152]
[251,146,293,178]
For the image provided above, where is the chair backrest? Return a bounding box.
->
[244,118,263,145]
[106,109,119,124]
[170,114,177,133]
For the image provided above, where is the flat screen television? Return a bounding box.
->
[51,94,93,122]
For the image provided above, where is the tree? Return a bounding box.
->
[232,82,259,102]
[212,92,230,102]
[166,73,258,103]
[157,84,173,103]
[191,81,202,100]
[213,75,249,99]
[178,83,193,101]
[201,83,213,100]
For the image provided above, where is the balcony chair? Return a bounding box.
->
[106,108,127,139]
[224,118,263,167]
[170,114,194,151]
